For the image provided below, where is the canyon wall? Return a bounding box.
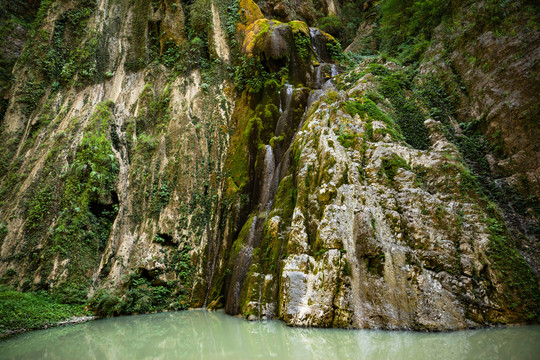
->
[0,0,538,329]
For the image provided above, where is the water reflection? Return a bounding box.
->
[1,310,539,360]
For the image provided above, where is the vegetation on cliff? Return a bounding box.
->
[0,0,538,333]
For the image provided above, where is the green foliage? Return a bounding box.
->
[153,234,166,244]
[379,0,450,63]
[86,288,120,317]
[67,109,118,201]
[150,182,170,216]
[326,40,345,62]
[372,68,430,150]
[137,85,171,134]
[365,253,386,276]
[43,4,98,86]
[88,245,194,317]
[339,0,372,47]
[485,210,540,320]
[188,0,212,40]
[225,0,242,40]
[234,55,287,93]
[51,282,89,305]
[19,78,46,115]
[10,0,99,114]
[25,185,53,231]
[0,222,7,246]
[0,285,89,334]
[116,274,172,314]
[318,15,343,37]
[160,41,181,68]
[47,102,119,282]
[294,33,311,60]
[415,74,457,124]
[380,154,410,182]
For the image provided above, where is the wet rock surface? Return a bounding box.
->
[0,0,538,331]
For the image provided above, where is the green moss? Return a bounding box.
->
[125,0,149,71]
[0,285,90,335]
[380,154,410,182]
[239,263,263,317]
[343,97,403,142]
[343,258,352,276]
[273,175,297,225]
[337,131,357,148]
[228,114,257,190]
[374,69,430,150]
[485,208,540,321]
[289,20,309,35]
[47,101,119,285]
[231,214,257,260]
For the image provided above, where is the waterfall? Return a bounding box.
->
[275,84,294,137]
[259,145,276,210]
[223,25,342,316]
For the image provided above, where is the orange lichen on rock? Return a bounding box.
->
[238,0,264,34]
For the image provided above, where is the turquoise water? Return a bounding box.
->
[1,310,539,359]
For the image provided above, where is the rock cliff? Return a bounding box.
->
[0,0,538,330]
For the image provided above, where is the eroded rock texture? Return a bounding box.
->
[0,0,538,329]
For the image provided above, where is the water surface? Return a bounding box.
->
[1,310,539,359]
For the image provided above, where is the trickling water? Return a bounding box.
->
[309,27,325,61]
[225,216,258,314]
[224,27,343,315]
[275,84,294,137]
[259,145,276,209]
[306,90,324,110]
[313,65,324,89]
[329,64,339,77]
[1,311,539,360]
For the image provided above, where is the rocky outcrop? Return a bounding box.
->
[0,0,233,309]
[202,1,539,330]
[417,0,540,282]
[210,53,539,329]
[0,0,538,330]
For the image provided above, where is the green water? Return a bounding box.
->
[1,310,539,359]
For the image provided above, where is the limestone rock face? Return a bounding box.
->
[203,0,539,330]
[0,0,233,309]
[222,65,538,329]
[418,0,540,281]
[0,0,538,330]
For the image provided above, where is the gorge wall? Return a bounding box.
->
[0,0,538,330]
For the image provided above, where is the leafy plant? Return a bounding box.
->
[0,285,90,333]
[294,33,311,60]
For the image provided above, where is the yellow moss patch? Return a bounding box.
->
[238,0,264,34]
[226,176,239,198]
[321,30,336,42]
[289,20,309,35]
[225,93,256,190]
[243,19,272,56]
